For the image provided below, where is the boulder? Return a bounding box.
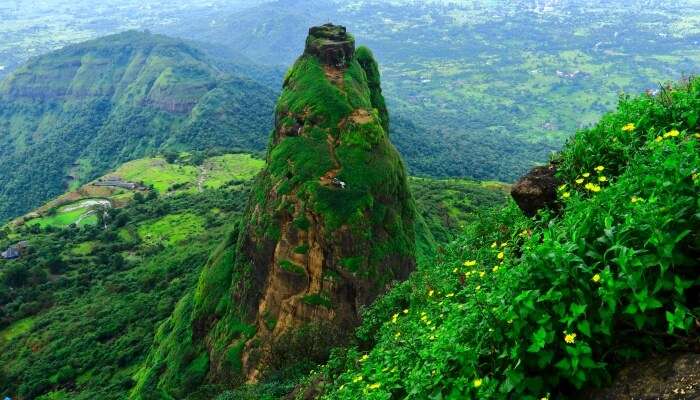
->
[511,164,559,217]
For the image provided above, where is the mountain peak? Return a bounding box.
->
[304,23,355,67]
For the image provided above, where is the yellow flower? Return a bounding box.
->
[492,265,500,273]
[564,332,577,344]
[446,293,455,298]
[598,176,607,182]
[562,192,571,199]
[491,241,498,248]
[664,129,680,138]
[473,378,483,388]
[479,271,486,278]
[497,251,505,260]
[575,178,585,184]
[453,267,458,273]
[403,309,409,314]
[584,183,601,192]
[694,133,700,139]
[428,289,434,297]
[595,166,605,172]
[392,313,399,323]
[359,354,369,362]
[558,184,567,191]
[592,273,601,283]
[353,375,363,383]
[464,260,477,267]
[622,123,635,132]
[501,242,508,248]
[631,196,643,203]
[368,382,381,390]
[655,136,663,142]
[582,172,591,178]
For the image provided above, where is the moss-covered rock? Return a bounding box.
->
[130,24,417,398]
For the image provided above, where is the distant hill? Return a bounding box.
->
[0,31,276,224]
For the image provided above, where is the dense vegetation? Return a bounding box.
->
[0,30,275,224]
[0,153,262,399]
[292,78,700,399]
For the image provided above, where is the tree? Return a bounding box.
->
[3,264,29,287]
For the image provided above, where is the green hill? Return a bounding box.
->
[0,30,276,224]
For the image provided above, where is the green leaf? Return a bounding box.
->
[577,320,592,337]
[570,303,587,318]
[527,327,547,353]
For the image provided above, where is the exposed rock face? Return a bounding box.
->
[304,24,355,68]
[130,24,417,397]
[580,353,700,400]
[511,164,560,217]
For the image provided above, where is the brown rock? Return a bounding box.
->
[304,24,355,68]
[511,164,560,217]
[580,353,700,400]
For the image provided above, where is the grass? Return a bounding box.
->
[0,316,36,342]
[71,241,96,256]
[137,213,205,247]
[115,158,198,193]
[202,154,264,189]
[26,208,89,228]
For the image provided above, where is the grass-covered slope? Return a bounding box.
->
[304,79,700,399]
[0,30,275,224]
[0,153,260,400]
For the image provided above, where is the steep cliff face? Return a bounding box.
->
[131,24,417,398]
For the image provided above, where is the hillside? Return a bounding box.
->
[0,30,276,224]
[0,152,262,399]
[291,78,700,399]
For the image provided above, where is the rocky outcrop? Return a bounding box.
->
[580,353,700,400]
[130,24,417,397]
[511,164,560,217]
[235,23,416,382]
[304,24,355,68]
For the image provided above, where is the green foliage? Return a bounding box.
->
[410,178,510,243]
[312,78,700,399]
[301,294,333,309]
[0,156,256,400]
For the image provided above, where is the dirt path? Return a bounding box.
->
[324,65,344,88]
[196,162,211,192]
[319,134,342,186]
